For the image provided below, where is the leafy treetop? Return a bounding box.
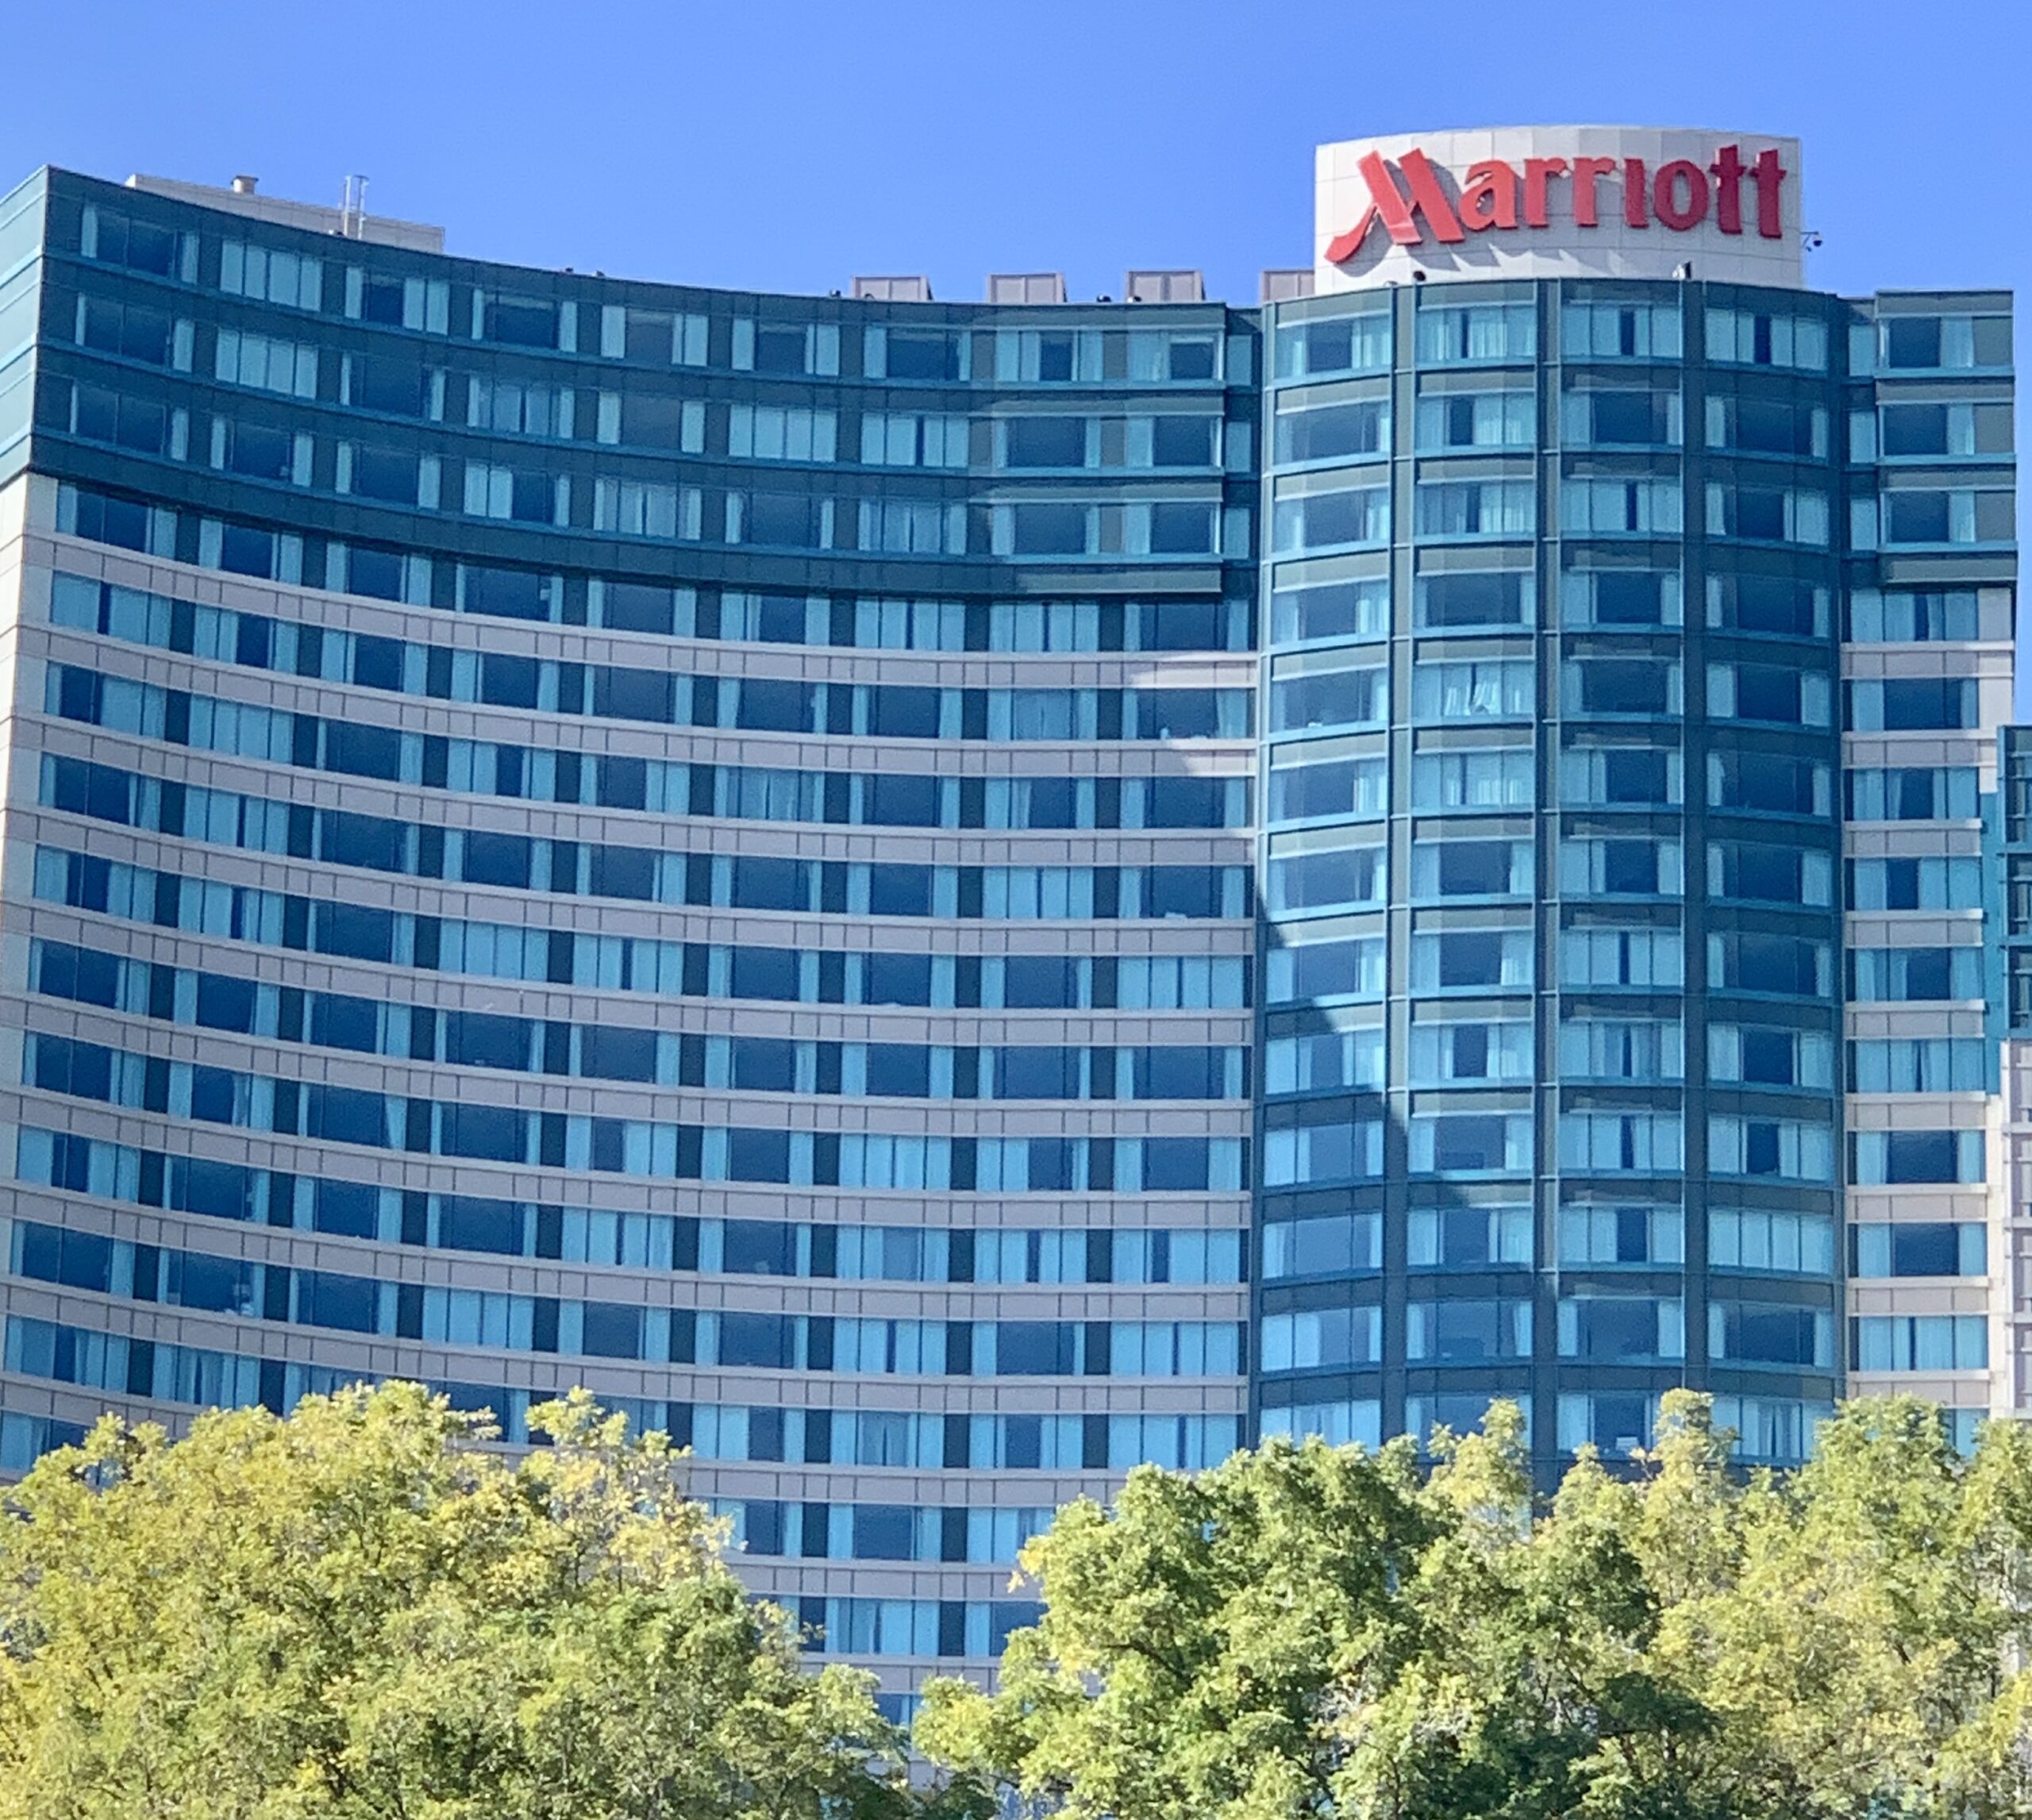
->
[0,1381,915,1820]
[917,1392,2032,1820]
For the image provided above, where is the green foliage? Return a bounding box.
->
[917,1392,2032,1820]
[0,1382,906,1819]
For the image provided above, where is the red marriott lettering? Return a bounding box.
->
[1326,144,1787,263]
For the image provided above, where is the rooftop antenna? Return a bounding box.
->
[341,175,369,240]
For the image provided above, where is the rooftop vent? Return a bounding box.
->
[1260,268,1315,303]
[1125,269,1204,303]
[852,275,933,302]
[231,174,259,196]
[987,271,1066,305]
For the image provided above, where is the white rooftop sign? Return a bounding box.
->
[1314,128,1804,293]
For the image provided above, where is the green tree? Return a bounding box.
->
[0,1381,905,1819]
[917,1392,2032,1820]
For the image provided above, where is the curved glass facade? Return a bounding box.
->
[0,169,1260,1703]
[1257,279,2015,1468]
[1258,280,1850,1460]
[0,143,2013,1691]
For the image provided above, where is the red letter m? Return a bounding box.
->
[1326,149,1466,262]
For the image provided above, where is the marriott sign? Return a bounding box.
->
[1313,128,1805,294]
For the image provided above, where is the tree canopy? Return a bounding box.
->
[917,1393,2032,1820]
[0,1381,906,1820]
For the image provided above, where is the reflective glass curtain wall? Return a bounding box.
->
[1258,275,2016,1474]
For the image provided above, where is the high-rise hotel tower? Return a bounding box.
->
[0,131,2012,1705]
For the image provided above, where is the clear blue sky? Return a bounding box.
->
[6,0,2026,685]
